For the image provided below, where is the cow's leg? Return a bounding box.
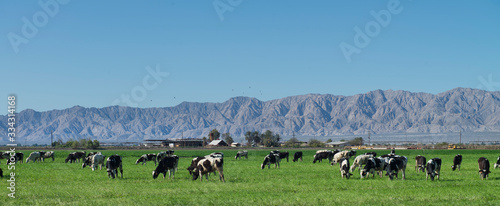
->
[120,165,123,178]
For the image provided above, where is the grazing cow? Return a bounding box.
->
[83,153,105,171]
[493,156,499,169]
[235,151,248,160]
[271,151,289,162]
[26,152,42,163]
[41,151,55,162]
[187,157,206,175]
[451,154,463,171]
[0,152,9,164]
[363,152,377,157]
[261,153,281,169]
[386,156,408,180]
[350,154,374,172]
[293,152,303,162]
[6,152,24,165]
[415,155,426,172]
[136,154,157,166]
[106,155,123,179]
[339,158,352,179]
[478,157,490,180]
[152,156,178,179]
[192,157,225,182]
[72,151,86,163]
[313,150,337,163]
[65,153,76,163]
[360,157,386,179]
[332,150,355,165]
[426,158,442,181]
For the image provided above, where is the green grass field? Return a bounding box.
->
[1,149,499,205]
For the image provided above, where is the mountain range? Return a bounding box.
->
[2,88,500,144]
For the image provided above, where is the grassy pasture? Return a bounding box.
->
[1,149,499,205]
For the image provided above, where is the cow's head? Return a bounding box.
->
[261,157,269,169]
[152,171,160,179]
[82,157,91,168]
[192,167,201,180]
[479,169,490,179]
[235,153,239,159]
[136,157,143,165]
[451,165,457,171]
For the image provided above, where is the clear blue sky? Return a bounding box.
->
[2,0,500,112]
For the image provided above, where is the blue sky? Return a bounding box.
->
[2,0,500,112]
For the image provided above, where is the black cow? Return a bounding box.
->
[339,158,352,179]
[136,154,157,166]
[271,151,289,162]
[152,156,177,179]
[313,150,337,163]
[71,151,86,163]
[65,153,77,163]
[478,157,490,180]
[293,152,303,162]
[451,154,463,171]
[386,156,407,180]
[426,158,442,181]
[415,155,426,172]
[187,157,206,175]
[493,156,499,169]
[6,152,24,165]
[261,153,281,169]
[106,155,123,179]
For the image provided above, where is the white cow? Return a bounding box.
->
[26,152,42,163]
[332,151,354,165]
[235,151,248,159]
[350,154,374,172]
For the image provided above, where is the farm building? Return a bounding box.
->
[208,139,228,147]
[231,142,241,147]
[326,141,350,148]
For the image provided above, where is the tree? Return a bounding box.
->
[326,139,333,143]
[252,131,261,145]
[202,137,207,147]
[92,140,100,148]
[349,137,364,146]
[261,130,280,147]
[284,137,299,147]
[209,129,220,141]
[71,140,80,149]
[309,139,325,147]
[222,133,234,145]
[245,131,254,146]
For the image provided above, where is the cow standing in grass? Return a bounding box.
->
[235,151,248,160]
[360,157,386,179]
[451,154,462,171]
[261,153,281,169]
[426,158,442,181]
[83,152,105,171]
[26,152,42,163]
[313,150,337,163]
[386,156,408,180]
[478,157,490,180]
[350,154,373,172]
[339,158,352,179]
[136,154,157,166]
[332,150,356,165]
[6,152,24,165]
[415,155,426,172]
[106,155,123,179]
[42,151,55,162]
[192,157,225,182]
[293,152,303,162]
[153,156,178,179]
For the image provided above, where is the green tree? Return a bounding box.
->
[252,131,261,145]
[222,133,234,145]
[326,139,333,143]
[261,130,280,147]
[245,131,254,146]
[309,139,325,147]
[209,129,221,141]
[71,140,80,149]
[284,137,299,147]
[92,140,100,148]
[349,137,364,146]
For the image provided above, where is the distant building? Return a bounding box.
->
[208,139,228,147]
[231,142,241,147]
[326,141,351,148]
[144,138,204,148]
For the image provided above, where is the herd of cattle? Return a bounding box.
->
[0,149,499,181]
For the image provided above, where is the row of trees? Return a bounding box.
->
[51,139,100,149]
[245,130,281,147]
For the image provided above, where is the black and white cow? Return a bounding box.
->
[360,157,386,179]
[0,152,9,164]
[478,157,490,180]
[65,153,76,163]
[26,152,42,163]
[235,151,248,160]
[41,151,55,162]
[6,152,24,165]
[82,152,105,171]
[152,156,178,179]
[271,151,289,162]
[493,156,499,169]
[451,154,463,171]
[293,151,303,162]
[350,154,374,172]
[261,153,281,169]
[363,152,377,157]
[106,155,123,179]
[332,150,356,165]
[386,156,408,180]
[136,154,157,166]
[192,157,225,182]
[415,155,426,172]
[313,150,337,163]
[73,151,86,163]
[426,158,442,181]
[187,157,206,175]
[339,158,352,179]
